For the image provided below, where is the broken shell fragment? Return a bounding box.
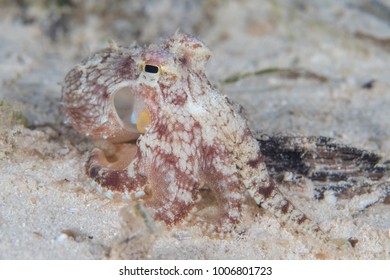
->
[136,110,151,134]
[113,87,150,135]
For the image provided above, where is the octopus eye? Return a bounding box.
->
[143,64,160,74]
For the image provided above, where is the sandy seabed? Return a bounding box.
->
[0,0,389,259]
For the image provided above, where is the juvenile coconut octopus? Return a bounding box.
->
[62,32,327,239]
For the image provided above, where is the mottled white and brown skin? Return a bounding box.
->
[62,32,325,239]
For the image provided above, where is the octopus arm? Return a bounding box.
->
[143,157,201,225]
[86,143,147,196]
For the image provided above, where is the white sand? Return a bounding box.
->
[0,0,389,259]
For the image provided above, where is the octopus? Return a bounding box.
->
[62,32,389,240]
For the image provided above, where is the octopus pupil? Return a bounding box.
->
[144,64,159,74]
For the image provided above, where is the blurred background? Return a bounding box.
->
[0,0,390,259]
[1,0,389,150]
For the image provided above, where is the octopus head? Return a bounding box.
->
[129,32,212,126]
[62,32,210,143]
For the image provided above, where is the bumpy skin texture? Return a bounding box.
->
[63,33,325,238]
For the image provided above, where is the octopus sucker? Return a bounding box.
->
[61,32,389,243]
